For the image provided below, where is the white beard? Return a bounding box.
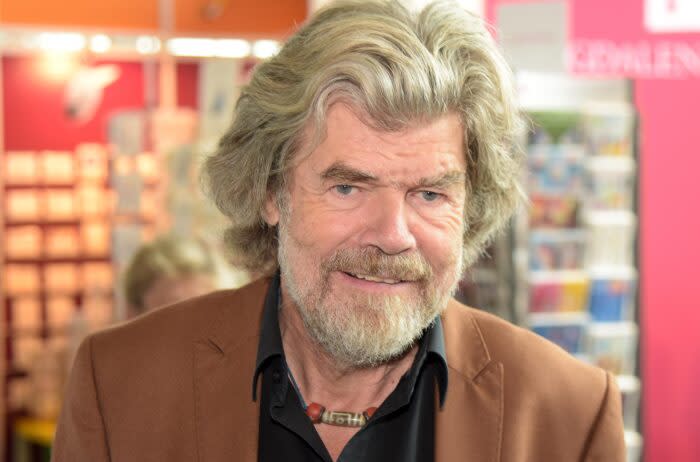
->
[277,215,464,368]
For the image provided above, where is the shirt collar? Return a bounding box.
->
[252,271,449,406]
[252,272,284,400]
[424,314,449,407]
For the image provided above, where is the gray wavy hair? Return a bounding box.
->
[203,0,526,274]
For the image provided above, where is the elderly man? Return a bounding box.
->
[52,1,625,461]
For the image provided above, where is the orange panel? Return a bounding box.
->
[0,0,159,30]
[174,0,307,36]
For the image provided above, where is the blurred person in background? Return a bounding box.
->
[122,234,224,316]
[52,1,625,461]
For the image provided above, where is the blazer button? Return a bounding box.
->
[272,370,282,383]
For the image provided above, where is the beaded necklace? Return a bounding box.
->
[287,367,377,428]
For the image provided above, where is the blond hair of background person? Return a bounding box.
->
[52,2,625,461]
[122,234,223,316]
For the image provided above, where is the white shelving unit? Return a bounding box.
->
[515,72,642,462]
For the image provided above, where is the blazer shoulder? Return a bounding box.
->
[89,277,270,360]
[445,303,624,459]
[444,301,608,398]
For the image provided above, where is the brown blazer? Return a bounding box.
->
[52,278,625,461]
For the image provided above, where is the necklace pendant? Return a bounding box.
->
[305,402,378,427]
[321,410,367,427]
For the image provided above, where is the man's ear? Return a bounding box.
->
[262,193,280,226]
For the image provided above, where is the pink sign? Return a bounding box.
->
[568,39,700,78]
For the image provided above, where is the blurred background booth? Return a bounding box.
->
[1,0,698,461]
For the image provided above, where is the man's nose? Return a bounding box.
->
[359,193,417,255]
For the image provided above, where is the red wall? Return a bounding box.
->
[2,56,198,151]
[176,62,199,110]
[3,57,145,151]
[488,1,700,460]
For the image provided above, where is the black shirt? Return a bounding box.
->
[253,274,448,462]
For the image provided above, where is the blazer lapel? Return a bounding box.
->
[435,302,504,462]
[193,335,259,462]
[192,279,270,462]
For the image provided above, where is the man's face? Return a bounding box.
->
[267,103,467,368]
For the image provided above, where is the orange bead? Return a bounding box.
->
[306,402,325,423]
[364,407,378,419]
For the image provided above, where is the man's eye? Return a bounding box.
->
[335,185,354,195]
[420,191,442,202]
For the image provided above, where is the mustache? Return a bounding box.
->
[321,247,432,282]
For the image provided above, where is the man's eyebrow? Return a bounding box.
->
[320,162,465,189]
[414,171,466,189]
[320,162,378,184]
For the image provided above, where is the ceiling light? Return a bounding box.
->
[90,34,112,53]
[252,40,280,59]
[37,32,86,53]
[214,39,251,58]
[167,38,216,57]
[136,36,161,54]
